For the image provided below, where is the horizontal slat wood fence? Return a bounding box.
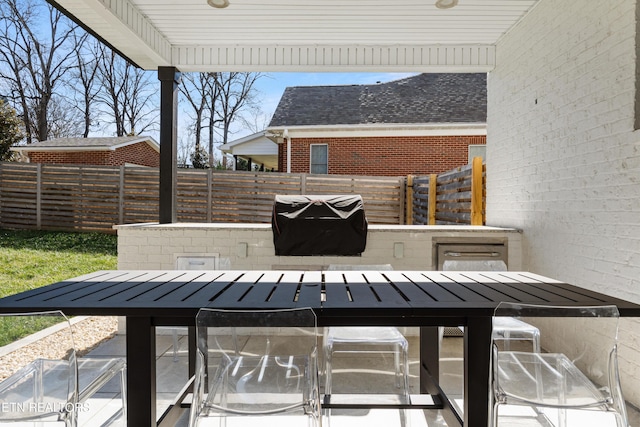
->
[0,160,485,233]
[411,157,486,225]
[0,163,405,233]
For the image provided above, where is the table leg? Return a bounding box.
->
[422,326,463,427]
[420,326,440,393]
[464,316,492,427]
[188,325,196,378]
[126,316,157,427]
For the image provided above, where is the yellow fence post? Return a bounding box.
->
[428,173,437,225]
[471,156,484,225]
[405,175,414,225]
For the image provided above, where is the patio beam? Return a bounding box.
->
[170,44,496,73]
[158,67,181,224]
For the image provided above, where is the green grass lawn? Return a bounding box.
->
[0,229,117,299]
[0,229,117,346]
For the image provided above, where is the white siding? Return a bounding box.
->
[488,0,640,404]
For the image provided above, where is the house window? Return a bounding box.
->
[310,144,328,174]
[468,144,486,163]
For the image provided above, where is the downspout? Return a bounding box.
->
[284,128,291,173]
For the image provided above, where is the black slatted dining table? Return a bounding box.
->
[1,269,639,427]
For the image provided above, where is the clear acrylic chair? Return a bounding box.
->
[442,260,540,352]
[77,356,127,424]
[189,307,321,427]
[323,265,409,427]
[323,265,410,400]
[324,327,409,397]
[491,302,628,427]
[0,311,126,426]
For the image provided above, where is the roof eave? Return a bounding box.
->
[11,137,160,153]
[111,137,160,152]
[11,146,112,153]
[266,123,487,140]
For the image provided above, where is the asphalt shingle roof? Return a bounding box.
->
[268,73,487,127]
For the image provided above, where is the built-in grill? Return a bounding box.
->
[271,195,368,256]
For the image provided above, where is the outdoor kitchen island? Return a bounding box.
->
[114,223,522,272]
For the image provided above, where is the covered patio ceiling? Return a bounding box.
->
[49,0,540,72]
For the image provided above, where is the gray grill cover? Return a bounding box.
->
[272,195,368,256]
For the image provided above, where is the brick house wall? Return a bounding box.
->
[109,142,159,167]
[278,135,486,176]
[27,142,159,167]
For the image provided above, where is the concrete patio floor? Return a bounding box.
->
[82,326,640,427]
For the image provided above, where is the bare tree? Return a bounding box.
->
[0,0,78,142]
[96,46,157,136]
[240,103,271,134]
[198,72,262,168]
[96,47,124,136]
[214,72,262,145]
[180,72,262,168]
[46,95,83,138]
[69,31,100,137]
[204,72,221,168]
[177,131,195,168]
[180,72,214,153]
[122,66,157,135]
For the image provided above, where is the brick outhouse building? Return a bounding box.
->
[11,136,160,167]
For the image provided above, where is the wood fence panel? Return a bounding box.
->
[411,175,432,225]
[435,164,473,225]
[209,171,302,223]
[0,163,408,232]
[0,163,39,229]
[122,167,159,225]
[177,169,209,222]
[412,160,486,226]
[304,174,405,224]
[39,165,121,231]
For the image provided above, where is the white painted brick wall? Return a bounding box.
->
[488,0,640,405]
